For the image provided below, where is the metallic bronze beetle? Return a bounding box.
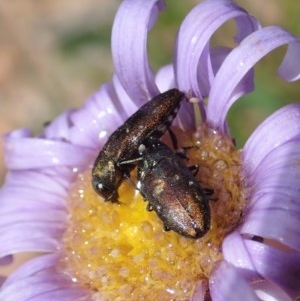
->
[92,89,185,201]
[135,138,211,239]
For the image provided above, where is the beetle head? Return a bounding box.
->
[92,157,119,201]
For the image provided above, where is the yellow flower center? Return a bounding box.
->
[60,125,245,301]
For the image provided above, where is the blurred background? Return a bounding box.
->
[0,0,300,185]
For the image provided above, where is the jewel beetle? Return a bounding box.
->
[134,138,211,239]
[92,88,185,201]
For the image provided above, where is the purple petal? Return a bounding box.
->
[44,42,141,153]
[0,276,6,287]
[28,290,94,301]
[0,169,70,257]
[210,47,233,74]
[252,280,293,301]
[242,103,300,175]
[0,211,65,256]
[175,0,259,98]
[278,38,300,81]
[245,138,300,220]
[209,261,259,301]
[1,103,99,257]
[111,74,139,117]
[249,192,300,216]
[223,233,299,300]
[245,141,300,244]
[0,254,91,301]
[0,255,13,266]
[155,65,176,92]
[43,109,73,142]
[68,81,137,149]
[0,231,62,257]
[4,131,95,170]
[246,136,300,194]
[154,65,195,130]
[1,254,57,286]
[245,239,300,299]
[4,128,32,139]
[4,169,70,197]
[0,205,65,256]
[0,209,66,227]
[44,81,137,150]
[250,169,300,208]
[0,189,64,212]
[241,207,300,252]
[249,139,300,182]
[207,26,300,132]
[111,0,166,103]
[222,232,257,275]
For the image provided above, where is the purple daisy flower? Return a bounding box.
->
[1,0,300,300]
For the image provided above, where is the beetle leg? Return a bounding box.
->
[118,156,143,166]
[188,164,199,176]
[163,225,171,232]
[203,187,214,196]
[168,128,192,159]
[122,170,131,179]
[146,203,154,211]
[168,128,178,150]
[203,187,217,202]
[174,149,189,160]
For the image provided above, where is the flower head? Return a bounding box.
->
[1,0,300,300]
